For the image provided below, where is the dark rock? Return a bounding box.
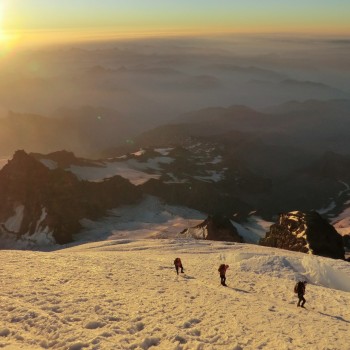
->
[181,214,244,242]
[260,211,345,259]
[0,150,141,247]
[141,178,252,220]
[30,150,98,169]
[343,235,350,251]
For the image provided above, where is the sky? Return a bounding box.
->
[1,0,350,46]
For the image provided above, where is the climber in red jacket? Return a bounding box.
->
[218,264,229,286]
[174,257,184,275]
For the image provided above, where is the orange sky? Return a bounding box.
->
[1,0,350,48]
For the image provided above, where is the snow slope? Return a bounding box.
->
[332,205,350,236]
[77,196,206,241]
[68,156,174,185]
[1,239,350,350]
[77,196,269,244]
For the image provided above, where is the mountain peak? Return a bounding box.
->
[2,150,49,176]
[261,211,345,259]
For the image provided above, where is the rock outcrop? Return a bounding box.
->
[260,211,345,259]
[0,150,141,247]
[343,235,350,251]
[31,150,102,169]
[180,214,244,242]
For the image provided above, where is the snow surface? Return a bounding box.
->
[154,148,174,156]
[20,228,55,248]
[193,170,225,183]
[4,205,24,233]
[131,150,146,157]
[78,196,206,242]
[338,180,350,197]
[163,173,189,184]
[77,196,270,245]
[0,197,268,249]
[39,159,58,170]
[68,157,174,185]
[1,239,350,349]
[231,216,274,243]
[317,201,336,215]
[69,163,159,186]
[209,155,222,165]
[332,206,350,236]
[318,180,350,233]
[0,207,56,249]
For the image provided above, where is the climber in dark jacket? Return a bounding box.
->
[218,264,229,286]
[296,281,307,307]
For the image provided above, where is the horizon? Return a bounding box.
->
[1,0,350,49]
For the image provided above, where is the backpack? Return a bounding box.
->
[294,282,302,293]
[218,264,226,273]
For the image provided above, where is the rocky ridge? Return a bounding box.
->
[180,214,244,242]
[0,150,141,247]
[260,211,345,259]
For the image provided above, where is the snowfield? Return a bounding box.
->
[1,239,350,350]
[67,156,174,186]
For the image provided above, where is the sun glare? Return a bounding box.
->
[0,1,7,45]
[0,29,13,55]
[0,2,17,54]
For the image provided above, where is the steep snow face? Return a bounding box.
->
[332,205,350,236]
[231,216,273,243]
[1,240,350,350]
[37,145,228,186]
[20,228,55,248]
[131,149,146,157]
[3,205,24,233]
[181,225,209,239]
[77,196,206,241]
[193,169,225,183]
[68,156,174,185]
[39,159,58,170]
[29,208,55,246]
[67,143,228,185]
[209,155,222,164]
[78,196,271,244]
[0,207,56,249]
[154,147,174,156]
[317,181,350,233]
[69,162,160,185]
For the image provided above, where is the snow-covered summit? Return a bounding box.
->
[180,214,244,242]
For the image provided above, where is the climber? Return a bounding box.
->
[218,264,229,286]
[294,280,307,308]
[174,257,184,275]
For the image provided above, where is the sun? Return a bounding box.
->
[0,28,8,44]
[0,1,6,43]
[0,1,17,53]
[0,26,12,52]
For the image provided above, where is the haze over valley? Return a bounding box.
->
[1,35,350,157]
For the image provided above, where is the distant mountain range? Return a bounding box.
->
[1,99,350,254]
[0,143,349,257]
[0,107,138,157]
[1,98,350,157]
